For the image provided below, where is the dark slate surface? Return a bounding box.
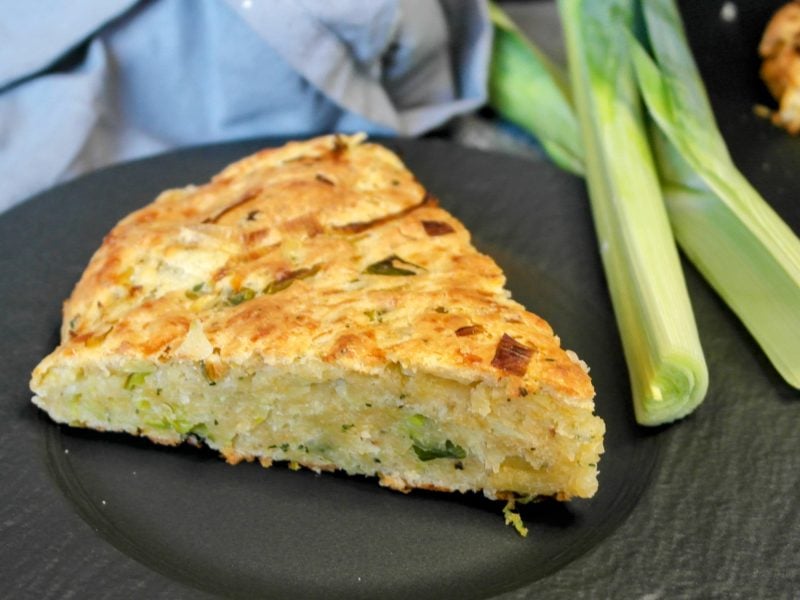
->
[1,1,798,598]
[0,137,661,599]
[509,0,800,597]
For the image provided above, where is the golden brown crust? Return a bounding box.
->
[32,134,594,408]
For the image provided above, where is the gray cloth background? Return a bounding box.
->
[0,0,491,213]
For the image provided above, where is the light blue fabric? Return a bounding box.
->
[0,0,490,213]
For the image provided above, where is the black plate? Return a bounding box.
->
[3,0,800,596]
[0,137,659,599]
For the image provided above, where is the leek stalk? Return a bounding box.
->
[488,3,584,175]
[629,0,800,388]
[487,0,800,419]
[558,0,708,425]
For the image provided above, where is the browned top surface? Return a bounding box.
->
[32,135,594,401]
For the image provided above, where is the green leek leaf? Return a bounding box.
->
[412,439,466,462]
[364,255,422,276]
[559,0,708,425]
[488,2,584,175]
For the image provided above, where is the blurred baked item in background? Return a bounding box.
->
[759,1,800,134]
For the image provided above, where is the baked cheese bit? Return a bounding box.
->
[31,135,605,503]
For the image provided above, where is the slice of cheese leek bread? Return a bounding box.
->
[31,134,605,501]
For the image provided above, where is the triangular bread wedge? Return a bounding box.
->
[31,135,604,501]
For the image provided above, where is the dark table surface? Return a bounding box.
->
[502,1,800,597]
[1,1,798,598]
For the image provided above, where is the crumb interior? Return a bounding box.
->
[33,360,603,499]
